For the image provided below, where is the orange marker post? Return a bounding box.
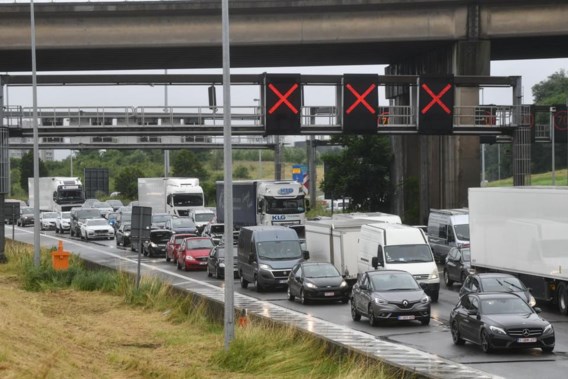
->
[51,240,71,271]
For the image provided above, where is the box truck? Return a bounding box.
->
[469,187,568,314]
[28,177,85,212]
[216,180,306,235]
[138,177,204,216]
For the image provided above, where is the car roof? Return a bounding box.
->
[366,269,410,276]
[473,273,516,279]
[469,292,526,300]
[300,262,335,268]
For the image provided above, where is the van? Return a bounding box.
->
[333,212,402,224]
[357,223,439,302]
[427,209,469,263]
[238,225,309,292]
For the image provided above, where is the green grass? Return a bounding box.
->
[488,169,568,187]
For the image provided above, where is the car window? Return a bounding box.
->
[361,274,369,289]
[370,272,420,291]
[439,224,448,239]
[481,277,526,292]
[481,297,532,315]
[471,296,480,310]
[470,278,479,292]
[303,264,340,278]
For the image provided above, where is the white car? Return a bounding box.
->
[39,212,58,231]
[55,211,71,234]
[80,218,115,241]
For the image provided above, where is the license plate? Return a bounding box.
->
[324,292,335,297]
[398,315,415,320]
[279,279,288,284]
[199,262,207,265]
[517,337,537,343]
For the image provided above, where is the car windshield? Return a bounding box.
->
[173,194,204,207]
[60,212,71,220]
[370,273,420,291]
[93,202,111,209]
[122,225,131,232]
[481,297,533,315]
[195,213,215,222]
[256,240,302,260]
[455,224,470,241]
[172,218,195,228]
[210,225,224,233]
[216,247,237,259]
[481,277,526,292]
[265,197,304,214]
[22,208,33,215]
[174,235,192,244]
[87,219,108,226]
[187,239,214,249]
[384,244,433,263]
[153,214,171,223]
[150,232,172,243]
[43,212,58,218]
[303,264,340,278]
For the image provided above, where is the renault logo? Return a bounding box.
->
[402,300,409,307]
[523,329,530,337]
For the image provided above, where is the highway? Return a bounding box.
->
[6,225,568,379]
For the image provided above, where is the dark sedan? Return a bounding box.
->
[115,223,131,247]
[460,273,536,308]
[287,262,349,304]
[443,246,475,287]
[351,270,431,326]
[450,292,555,353]
[207,245,238,279]
[143,229,173,257]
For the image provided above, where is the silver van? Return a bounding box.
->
[427,209,469,263]
[238,226,309,292]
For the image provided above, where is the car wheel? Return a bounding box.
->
[557,283,568,315]
[287,287,295,301]
[451,321,465,345]
[207,265,212,277]
[254,277,263,293]
[480,330,493,353]
[430,290,439,303]
[215,267,221,279]
[177,259,182,270]
[166,255,171,262]
[341,297,349,304]
[351,300,361,321]
[240,275,249,289]
[116,238,121,247]
[444,269,454,287]
[368,305,378,326]
[421,316,431,326]
[299,289,308,305]
[542,346,555,353]
[460,272,467,284]
[55,227,59,234]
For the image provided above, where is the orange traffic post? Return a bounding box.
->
[237,309,249,328]
[51,240,71,271]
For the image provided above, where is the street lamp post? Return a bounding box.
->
[30,0,41,267]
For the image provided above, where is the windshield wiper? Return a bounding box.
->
[386,288,415,291]
[503,280,525,292]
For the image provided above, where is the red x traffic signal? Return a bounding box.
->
[418,75,455,135]
[342,74,379,134]
[263,74,302,135]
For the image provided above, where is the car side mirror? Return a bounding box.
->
[302,250,310,260]
[249,254,255,264]
[467,309,477,316]
[533,307,542,313]
[359,284,368,291]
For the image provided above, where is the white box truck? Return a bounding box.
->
[138,177,205,216]
[469,187,568,314]
[358,223,440,301]
[332,212,402,224]
[28,177,85,212]
[305,218,371,286]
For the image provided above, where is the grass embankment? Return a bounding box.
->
[0,241,405,379]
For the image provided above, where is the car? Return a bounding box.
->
[82,198,99,208]
[443,245,475,287]
[107,199,124,211]
[459,273,536,308]
[70,207,102,237]
[190,208,216,233]
[55,211,71,234]
[80,218,115,241]
[164,217,198,234]
[92,201,114,218]
[142,229,172,257]
[16,207,35,227]
[176,237,214,271]
[207,244,238,279]
[166,233,196,263]
[115,223,132,247]
[39,211,58,231]
[201,223,238,245]
[287,262,350,304]
[449,292,555,353]
[351,270,431,326]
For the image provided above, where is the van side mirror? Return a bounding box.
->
[372,257,379,269]
[248,253,256,264]
[305,199,311,211]
[302,250,310,260]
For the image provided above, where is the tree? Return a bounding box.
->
[115,167,145,200]
[19,151,48,193]
[171,150,208,179]
[321,135,392,212]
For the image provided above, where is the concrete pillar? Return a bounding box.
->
[0,76,6,262]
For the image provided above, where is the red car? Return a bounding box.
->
[166,233,196,263]
[176,237,214,271]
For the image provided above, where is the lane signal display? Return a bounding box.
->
[418,75,454,135]
[263,74,302,135]
[342,74,379,134]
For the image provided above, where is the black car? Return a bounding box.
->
[443,246,474,287]
[201,223,225,245]
[450,292,555,353]
[351,270,431,326]
[115,223,132,247]
[287,262,349,304]
[142,229,173,257]
[164,217,198,235]
[460,273,536,308]
[17,207,35,227]
[207,245,238,279]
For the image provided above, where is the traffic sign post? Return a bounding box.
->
[132,205,152,290]
[342,74,378,134]
[418,75,455,135]
[263,74,302,135]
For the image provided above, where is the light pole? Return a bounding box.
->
[551,107,556,185]
[30,0,41,267]
[253,98,262,178]
[480,88,486,184]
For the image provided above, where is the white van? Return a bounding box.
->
[427,209,469,263]
[333,212,402,224]
[358,223,439,301]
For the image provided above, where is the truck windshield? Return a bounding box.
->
[454,224,470,241]
[384,244,433,263]
[265,197,304,214]
[173,194,203,207]
[58,189,84,201]
[256,240,302,260]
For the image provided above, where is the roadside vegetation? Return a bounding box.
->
[0,241,406,379]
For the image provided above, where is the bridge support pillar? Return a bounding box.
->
[0,75,6,262]
[387,40,490,224]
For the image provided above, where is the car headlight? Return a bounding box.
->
[489,325,507,335]
[150,242,158,248]
[124,232,130,237]
[340,280,348,288]
[421,295,431,304]
[467,268,476,275]
[185,255,195,261]
[219,262,225,268]
[258,263,272,270]
[305,282,317,289]
[429,268,439,280]
[528,294,537,308]
[373,296,388,305]
[543,324,554,335]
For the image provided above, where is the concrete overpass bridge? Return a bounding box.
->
[1,0,567,222]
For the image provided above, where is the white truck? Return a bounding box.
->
[28,177,85,212]
[469,187,568,314]
[216,180,306,235]
[138,177,205,216]
[305,218,372,286]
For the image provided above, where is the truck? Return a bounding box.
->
[469,187,568,314]
[28,177,85,212]
[305,218,372,286]
[138,177,205,216]
[216,180,306,235]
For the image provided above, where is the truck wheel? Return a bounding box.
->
[557,283,568,315]
[444,269,454,287]
[240,275,249,289]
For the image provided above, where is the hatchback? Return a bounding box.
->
[460,273,536,308]
[287,262,349,304]
[207,244,238,279]
[176,237,214,271]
